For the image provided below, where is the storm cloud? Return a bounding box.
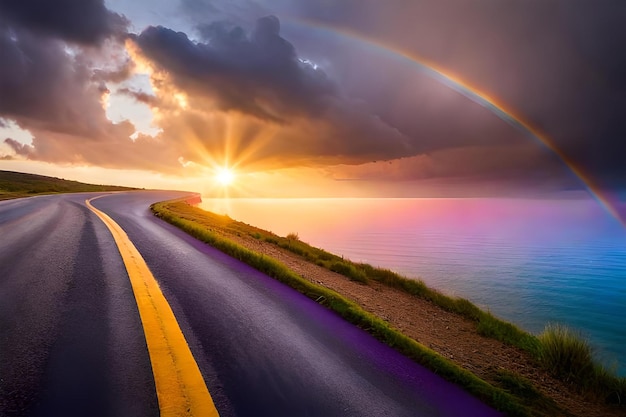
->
[0,27,107,135]
[273,0,626,191]
[0,0,127,45]
[0,0,151,169]
[0,0,129,130]
[130,16,414,165]
[134,16,335,121]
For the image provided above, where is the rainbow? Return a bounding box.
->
[285,19,625,226]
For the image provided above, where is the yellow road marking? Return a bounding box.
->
[86,196,219,417]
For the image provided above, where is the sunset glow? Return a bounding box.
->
[0,1,622,215]
[215,167,235,187]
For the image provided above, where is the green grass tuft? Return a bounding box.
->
[536,324,626,404]
[539,324,594,381]
[493,369,563,416]
[538,324,594,383]
[329,262,369,284]
[495,370,542,401]
[477,312,540,355]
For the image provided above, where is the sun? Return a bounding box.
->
[215,167,235,186]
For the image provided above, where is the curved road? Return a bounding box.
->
[0,191,502,417]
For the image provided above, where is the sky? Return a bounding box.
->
[0,0,625,203]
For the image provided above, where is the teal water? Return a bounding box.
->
[200,197,626,375]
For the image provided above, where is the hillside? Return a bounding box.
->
[0,170,138,200]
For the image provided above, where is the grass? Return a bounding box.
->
[152,199,626,414]
[537,324,626,403]
[538,324,595,383]
[0,170,137,200]
[493,369,563,416]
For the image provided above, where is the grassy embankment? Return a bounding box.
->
[152,199,626,416]
[0,170,137,200]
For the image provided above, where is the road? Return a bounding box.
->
[0,191,502,417]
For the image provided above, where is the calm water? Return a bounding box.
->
[200,197,626,375]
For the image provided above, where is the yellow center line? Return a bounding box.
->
[86,196,219,417]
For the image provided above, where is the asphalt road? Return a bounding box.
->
[0,191,502,417]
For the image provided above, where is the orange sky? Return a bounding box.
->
[1,1,624,199]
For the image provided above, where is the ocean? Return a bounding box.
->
[199,197,626,375]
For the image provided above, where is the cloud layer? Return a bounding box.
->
[0,0,127,44]
[1,0,624,194]
[128,16,414,167]
[277,0,626,190]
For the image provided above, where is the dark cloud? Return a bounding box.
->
[1,11,412,172]
[179,0,267,26]
[1,122,186,174]
[93,59,135,83]
[117,87,158,106]
[180,0,220,16]
[0,24,182,174]
[0,0,128,45]
[0,0,135,143]
[4,137,33,157]
[0,0,142,169]
[129,16,414,165]
[328,143,569,185]
[134,16,337,121]
[0,26,116,136]
[563,1,626,92]
[281,0,626,191]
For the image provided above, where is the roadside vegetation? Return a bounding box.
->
[538,324,625,402]
[0,170,137,200]
[152,199,625,416]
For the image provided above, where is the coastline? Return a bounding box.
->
[152,198,625,417]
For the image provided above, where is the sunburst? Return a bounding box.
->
[215,167,235,186]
